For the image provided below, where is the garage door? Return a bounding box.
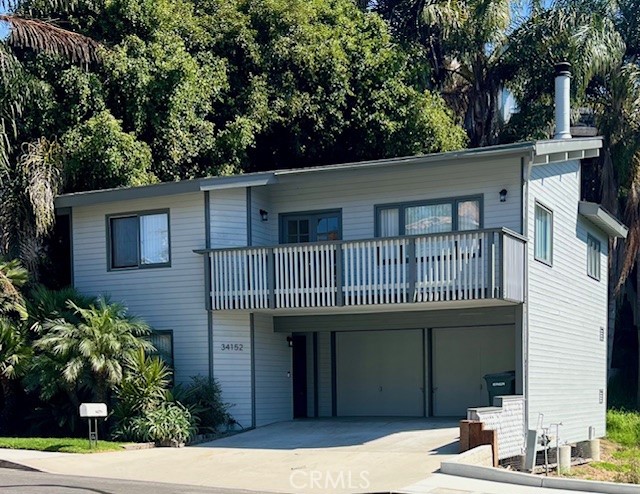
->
[336,330,424,416]
[432,326,515,417]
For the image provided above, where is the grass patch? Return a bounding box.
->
[591,461,626,472]
[0,437,125,454]
[607,409,640,447]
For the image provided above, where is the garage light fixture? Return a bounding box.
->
[499,189,508,202]
[286,336,293,348]
[260,209,269,222]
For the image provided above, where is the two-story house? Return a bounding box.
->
[54,67,627,456]
[55,136,626,444]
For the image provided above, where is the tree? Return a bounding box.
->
[35,297,153,403]
[15,0,467,181]
[375,0,515,147]
[0,0,101,272]
[60,110,155,193]
[0,257,28,319]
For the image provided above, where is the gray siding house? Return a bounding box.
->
[56,137,626,449]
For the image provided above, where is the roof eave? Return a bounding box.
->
[578,201,628,238]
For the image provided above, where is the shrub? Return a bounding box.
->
[112,349,171,419]
[128,402,197,445]
[171,376,232,433]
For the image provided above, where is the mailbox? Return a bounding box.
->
[79,403,108,418]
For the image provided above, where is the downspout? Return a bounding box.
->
[205,191,214,382]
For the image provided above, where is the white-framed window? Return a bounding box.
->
[587,234,601,280]
[534,202,553,265]
[376,196,482,237]
[108,210,170,270]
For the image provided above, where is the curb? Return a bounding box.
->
[441,450,639,494]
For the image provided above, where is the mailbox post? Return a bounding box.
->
[79,403,108,448]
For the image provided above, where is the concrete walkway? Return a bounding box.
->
[0,418,460,494]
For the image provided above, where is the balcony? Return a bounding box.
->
[200,228,525,311]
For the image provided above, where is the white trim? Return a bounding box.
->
[578,202,628,238]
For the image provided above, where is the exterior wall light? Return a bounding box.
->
[499,189,508,202]
[286,336,293,348]
[260,209,269,222]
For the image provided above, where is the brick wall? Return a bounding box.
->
[468,396,525,459]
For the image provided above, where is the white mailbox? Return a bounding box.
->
[79,403,108,418]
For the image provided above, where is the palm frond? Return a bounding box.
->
[0,138,63,273]
[0,14,102,63]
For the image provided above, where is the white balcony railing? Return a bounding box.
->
[202,228,526,311]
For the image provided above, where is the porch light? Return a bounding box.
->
[286,336,293,348]
[260,209,269,222]
[499,189,508,202]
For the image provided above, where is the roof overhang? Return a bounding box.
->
[54,137,604,208]
[531,138,602,165]
[199,173,276,191]
[579,201,628,238]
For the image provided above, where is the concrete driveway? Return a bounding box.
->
[13,418,460,493]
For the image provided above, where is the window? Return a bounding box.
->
[108,210,170,269]
[149,330,174,369]
[280,211,341,243]
[534,203,553,265]
[587,234,601,280]
[376,196,482,237]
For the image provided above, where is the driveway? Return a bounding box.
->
[11,418,460,493]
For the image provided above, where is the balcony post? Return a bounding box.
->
[488,233,496,298]
[407,238,416,302]
[498,232,505,299]
[336,245,344,306]
[267,248,275,309]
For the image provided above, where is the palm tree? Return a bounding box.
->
[413,0,514,146]
[0,1,101,273]
[35,297,153,403]
[0,316,31,432]
[0,257,28,319]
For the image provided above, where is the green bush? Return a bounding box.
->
[607,409,640,447]
[171,376,232,433]
[112,349,171,420]
[128,402,197,445]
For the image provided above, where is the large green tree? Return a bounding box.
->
[16,0,467,182]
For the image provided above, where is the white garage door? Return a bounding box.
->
[432,326,515,417]
[336,329,424,416]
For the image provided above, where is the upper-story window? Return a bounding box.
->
[376,196,482,237]
[534,202,552,265]
[587,234,601,281]
[280,210,341,243]
[108,210,170,270]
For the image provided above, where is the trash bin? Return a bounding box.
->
[483,370,516,405]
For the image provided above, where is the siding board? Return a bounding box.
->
[527,160,608,444]
[73,193,208,383]
[254,313,292,426]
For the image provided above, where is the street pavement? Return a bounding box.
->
[0,469,259,494]
[0,469,605,494]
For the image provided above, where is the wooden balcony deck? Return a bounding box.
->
[198,228,526,311]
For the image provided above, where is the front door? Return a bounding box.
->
[292,334,307,418]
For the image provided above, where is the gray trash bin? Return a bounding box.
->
[483,370,515,405]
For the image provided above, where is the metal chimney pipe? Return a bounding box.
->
[554,62,572,139]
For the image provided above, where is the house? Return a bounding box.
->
[54,67,627,458]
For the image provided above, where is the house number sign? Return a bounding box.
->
[220,343,244,351]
